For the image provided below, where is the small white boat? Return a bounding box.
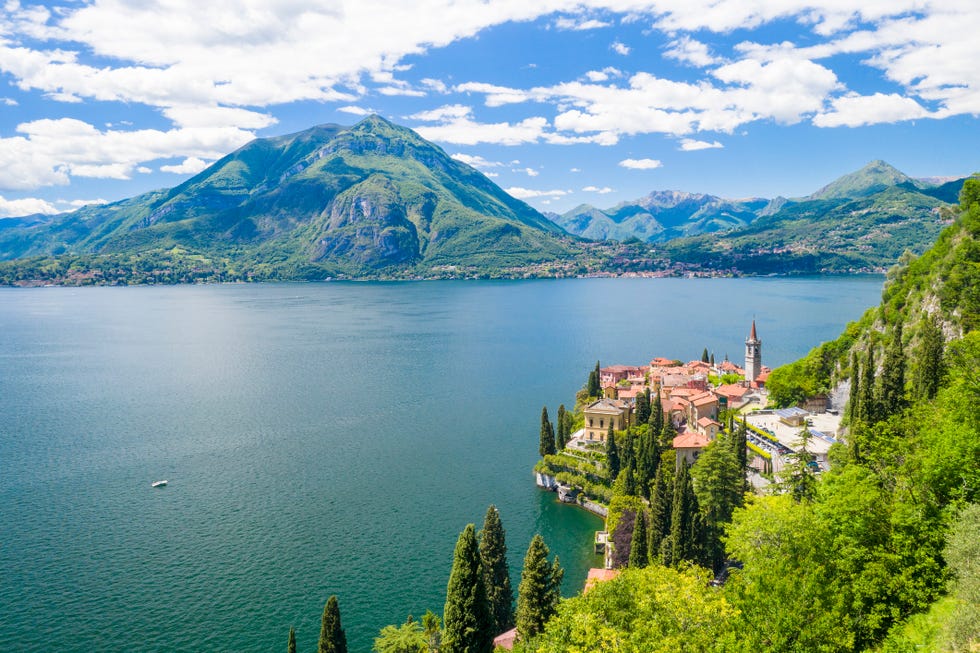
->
[151,480,168,488]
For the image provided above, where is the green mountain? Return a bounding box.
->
[0,116,573,281]
[661,171,966,274]
[555,191,770,243]
[807,159,913,200]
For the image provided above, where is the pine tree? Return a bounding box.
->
[691,435,744,572]
[318,595,347,653]
[555,404,568,450]
[605,426,620,480]
[880,322,906,411]
[515,535,563,641]
[539,406,556,457]
[288,627,297,653]
[913,315,945,401]
[629,511,648,568]
[443,524,493,653]
[479,505,514,634]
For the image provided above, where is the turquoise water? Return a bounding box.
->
[0,277,883,652]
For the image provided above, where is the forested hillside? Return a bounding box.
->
[517,180,980,652]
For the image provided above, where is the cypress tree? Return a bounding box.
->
[443,524,493,653]
[847,350,860,424]
[621,464,637,496]
[555,404,568,450]
[647,450,675,565]
[660,418,676,449]
[587,361,601,397]
[701,347,709,363]
[649,392,664,437]
[605,426,620,480]
[913,315,945,401]
[288,627,297,653]
[318,596,347,653]
[515,535,563,641]
[710,352,715,366]
[859,348,878,424]
[621,428,636,473]
[880,322,906,411]
[629,511,648,568]
[479,505,514,634]
[669,459,701,566]
[539,406,556,457]
[635,389,651,423]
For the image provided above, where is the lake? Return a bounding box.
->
[0,276,882,652]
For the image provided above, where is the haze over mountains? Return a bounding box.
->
[0,117,970,284]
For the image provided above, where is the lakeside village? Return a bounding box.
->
[532,322,845,582]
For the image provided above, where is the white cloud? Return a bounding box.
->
[582,185,614,193]
[450,152,502,169]
[58,198,108,209]
[0,194,59,217]
[555,16,611,30]
[410,104,473,121]
[515,167,539,177]
[1,97,17,106]
[619,158,663,169]
[664,36,719,67]
[570,167,581,172]
[160,157,211,174]
[455,82,531,107]
[679,138,723,150]
[611,40,631,56]
[337,105,375,116]
[415,116,548,146]
[584,67,622,82]
[505,187,570,199]
[0,118,252,190]
[814,92,931,127]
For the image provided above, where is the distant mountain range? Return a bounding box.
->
[0,118,972,284]
[0,116,573,282]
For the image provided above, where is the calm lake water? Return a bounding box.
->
[0,277,882,652]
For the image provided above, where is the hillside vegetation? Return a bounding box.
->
[517,180,980,652]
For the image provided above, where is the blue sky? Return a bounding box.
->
[1,1,978,218]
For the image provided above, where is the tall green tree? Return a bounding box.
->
[647,451,675,564]
[555,404,568,450]
[422,611,441,653]
[288,627,297,653]
[443,524,493,653]
[605,427,620,480]
[668,459,702,566]
[780,427,817,502]
[691,435,744,571]
[587,361,601,397]
[912,315,945,401]
[847,350,860,424]
[701,347,709,363]
[479,505,514,634]
[516,535,564,641]
[629,510,648,568]
[649,393,664,438]
[859,347,878,424]
[319,595,347,653]
[538,406,556,457]
[731,419,748,487]
[880,322,906,411]
[635,389,651,423]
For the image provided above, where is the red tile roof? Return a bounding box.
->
[585,568,620,593]
[673,432,711,449]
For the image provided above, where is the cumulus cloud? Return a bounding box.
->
[160,157,211,175]
[664,36,719,67]
[555,16,611,30]
[505,187,570,199]
[611,40,631,55]
[450,152,503,169]
[619,158,663,169]
[0,194,59,217]
[584,67,622,82]
[415,114,549,146]
[582,185,614,193]
[679,138,723,150]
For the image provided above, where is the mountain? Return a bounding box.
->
[0,116,573,280]
[554,191,770,243]
[807,159,913,200]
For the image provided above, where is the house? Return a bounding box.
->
[714,383,750,410]
[696,417,722,439]
[600,365,643,386]
[583,398,630,441]
[687,390,720,424]
[493,628,518,650]
[753,368,771,389]
[673,430,711,467]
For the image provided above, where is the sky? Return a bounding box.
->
[1,0,979,218]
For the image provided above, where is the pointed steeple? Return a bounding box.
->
[750,319,757,341]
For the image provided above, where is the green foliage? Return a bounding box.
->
[628,511,648,568]
[940,503,980,651]
[605,428,620,480]
[288,626,297,653]
[479,505,514,634]
[691,434,745,571]
[443,524,493,653]
[668,459,703,567]
[555,404,568,451]
[319,596,348,653]
[374,617,427,653]
[513,566,738,653]
[539,407,556,458]
[516,535,563,641]
[910,315,945,401]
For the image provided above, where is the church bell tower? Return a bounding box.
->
[745,320,762,385]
